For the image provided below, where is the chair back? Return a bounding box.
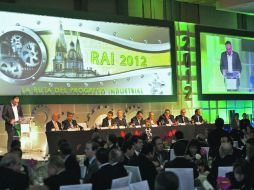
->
[218,166,233,177]
[129,180,149,190]
[124,165,142,183]
[111,176,131,189]
[60,183,92,190]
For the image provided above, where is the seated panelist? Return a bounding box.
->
[62,112,78,130]
[46,113,62,132]
[130,111,146,126]
[146,112,157,126]
[102,111,116,127]
[175,109,190,125]
[191,109,204,124]
[157,109,175,126]
[114,110,127,127]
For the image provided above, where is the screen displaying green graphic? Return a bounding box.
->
[200,32,254,95]
[0,11,173,96]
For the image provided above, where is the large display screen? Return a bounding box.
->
[0,10,175,98]
[196,25,254,99]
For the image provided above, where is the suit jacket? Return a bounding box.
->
[0,167,29,190]
[128,154,157,190]
[65,154,81,181]
[112,162,128,178]
[2,103,23,131]
[46,120,62,132]
[220,51,242,74]
[91,163,116,190]
[114,117,127,127]
[240,118,250,129]
[44,170,80,190]
[191,115,203,123]
[175,115,190,124]
[164,157,199,179]
[130,116,145,126]
[102,117,116,127]
[84,157,98,183]
[157,114,175,125]
[62,119,78,130]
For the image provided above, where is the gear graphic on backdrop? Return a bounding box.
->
[21,42,39,67]
[0,26,47,84]
[0,58,22,78]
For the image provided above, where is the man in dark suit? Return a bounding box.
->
[152,136,168,166]
[102,111,116,127]
[191,109,204,124]
[220,41,242,90]
[46,113,62,132]
[84,141,99,183]
[175,109,190,124]
[130,111,146,126]
[157,109,175,126]
[62,112,78,130]
[121,141,135,165]
[2,96,23,152]
[0,153,29,190]
[109,149,128,178]
[164,141,199,179]
[240,113,251,129]
[91,148,117,190]
[114,110,127,127]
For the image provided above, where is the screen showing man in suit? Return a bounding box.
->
[199,31,254,94]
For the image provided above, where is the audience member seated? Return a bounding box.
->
[231,113,240,130]
[106,133,118,150]
[157,109,175,126]
[164,141,199,179]
[83,141,99,183]
[207,118,228,157]
[131,135,144,158]
[0,153,29,190]
[129,143,157,190]
[191,109,204,124]
[170,131,188,150]
[207,134,242,187]
[121,140,135,165]
[62,112,78,130]
[185,139,204,163]
[109,149,128,178]
[90,148,116,190]
[240,113,251,129]
[102,111,116,127]
[146,112,158,126]
[58,139,81,181]
[175,108,190,125]
[46,113,62,132]
[114,110,127,127]
[130,111,146,126]
[155,171,179,190]
[226,159,251,190]
[44,155,79,190]
[195,133,209,147]
[152,136,168,168]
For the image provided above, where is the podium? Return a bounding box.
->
[224,71,240,91]
[20,117,34,151]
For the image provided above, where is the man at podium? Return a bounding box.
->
[220,41,242,91]
[2,96,23,152]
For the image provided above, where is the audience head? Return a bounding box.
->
[96,148,109,165]
[107,111,113,120]
[66,112,73,121]
[125,133,133,141]
[52,113,59,122]
[195,109,201,116]
[109,148,123,164]
[131,135,143,152]
[107,133,118,146]
[152,136,164,153]
[140,132,148,143]
[234,113,239,120]
[173,142,186,156]
[186,139,200,157]
[136,111,143,120]
[85,141,99,159]
[219,134,233,157]
[92,136,105,148]
[10,140,21,151]
[58,139,72,156]
[48,155,65,176]
[175,131,184,140]
[155,171,179,190]
[233,159,249,183]
[164,109,171,117]
[117,110,123,118]
[121,141,135,158]
[180,108,186,116]
[0,153,21,172]
[141,143,154,160]
[11,96,20,106]
[242,113,247,119]
[215,118,224,129]
[196,133,206,142]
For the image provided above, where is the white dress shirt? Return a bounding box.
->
[227,53,233,73]
[12,104,19,121]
